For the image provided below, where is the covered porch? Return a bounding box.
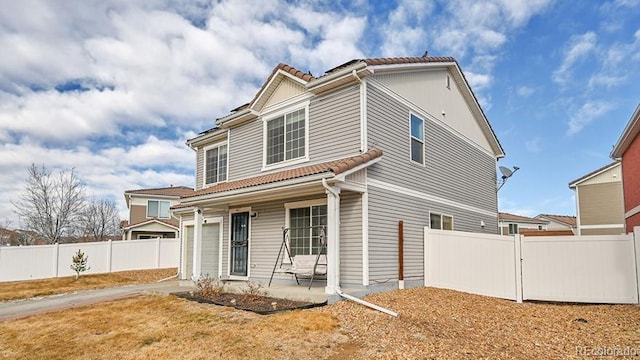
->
[172,149,381,296]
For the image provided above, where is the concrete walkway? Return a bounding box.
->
[0,281,195,322]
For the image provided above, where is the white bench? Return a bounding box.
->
[276,254,327,277]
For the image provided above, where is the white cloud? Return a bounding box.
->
[567,101,615,136]
[525,137,542,153]
[552,32,598,86]
[516,86,535,97]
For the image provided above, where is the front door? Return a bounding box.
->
[230,212,249,276]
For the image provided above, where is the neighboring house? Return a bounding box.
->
[611,103,640,231]
[535,214,577,235]
[172,56,505,296]
[498,212,548,235]
[0,227,18,246]
[122,186,194,240]
[569,162,625,235]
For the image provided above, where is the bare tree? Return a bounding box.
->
[79,197,122,241]
[12,164,85,244]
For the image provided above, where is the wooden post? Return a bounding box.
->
[399,220,404,289]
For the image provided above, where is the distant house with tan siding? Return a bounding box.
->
[611,103,640,231]
[535,214,577,234]
[122,186,193,240]
[498,212,548,235]
[569,162,625,235]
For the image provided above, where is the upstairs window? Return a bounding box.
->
[265,108,306,166]
[509,223,518,234]
[147,200,170,219]
[430,212,453,230]
[205,143,227,185]
[410,114,424,164]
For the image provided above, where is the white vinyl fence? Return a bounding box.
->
[0,238,179,282]
[424,227,640,304]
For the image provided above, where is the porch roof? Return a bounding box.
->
[122,218,178,231]
[178,149,382,203]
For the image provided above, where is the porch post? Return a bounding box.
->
[192,207,203,280]
[325,185,341,295]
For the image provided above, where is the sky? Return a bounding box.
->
[1,0,639,227]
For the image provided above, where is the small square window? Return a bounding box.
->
[430,212,453,231]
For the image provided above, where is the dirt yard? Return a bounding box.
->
[1,286,638,359]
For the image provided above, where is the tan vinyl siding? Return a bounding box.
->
[578,182,624,225]
[308,84,361,161]
[581,228,626,235]
[228,120,263,180]
[263,80,305,109]
[367,186,497,282]
[340,192,363,285]
[129,205,147,224]
[195,147,204,190]
[372,70,494,153]
[225,84,361,181]
[366,82,497,213]
[246,201,287,279]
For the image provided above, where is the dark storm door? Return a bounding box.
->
[230,212,249,276]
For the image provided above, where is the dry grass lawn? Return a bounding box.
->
[1,286,639,359]
[0,268,177,302]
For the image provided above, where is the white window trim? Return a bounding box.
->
[147,200,171,219]
[202,140,229,188]
[227,207,252,280]
[409,112,425,166]
[284,198,327,261]
[428,211,454,230]
[262,101,310,171]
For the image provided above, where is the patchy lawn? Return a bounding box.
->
[0,268,177,302]
[1,287,639,359]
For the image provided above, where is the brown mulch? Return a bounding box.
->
[322,287,640,359]
[175,291,326,314]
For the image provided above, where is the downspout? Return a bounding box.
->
[336,289,398,317]
[322,178,399,318]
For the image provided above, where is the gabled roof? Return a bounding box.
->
[535,214,577,227]
[122,218,178,231]
[611,103,640,159]
[568,161,620,188]
[180,149,382,200]
[211,56,504,158]
[499,212,549,224]
[124,186,194,197]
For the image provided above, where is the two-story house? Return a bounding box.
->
[569,162,625,235]
[122,186,194,240]
[172,56,505,296]
[611,103,640,231]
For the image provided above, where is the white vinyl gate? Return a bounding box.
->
[424,227,640,304]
